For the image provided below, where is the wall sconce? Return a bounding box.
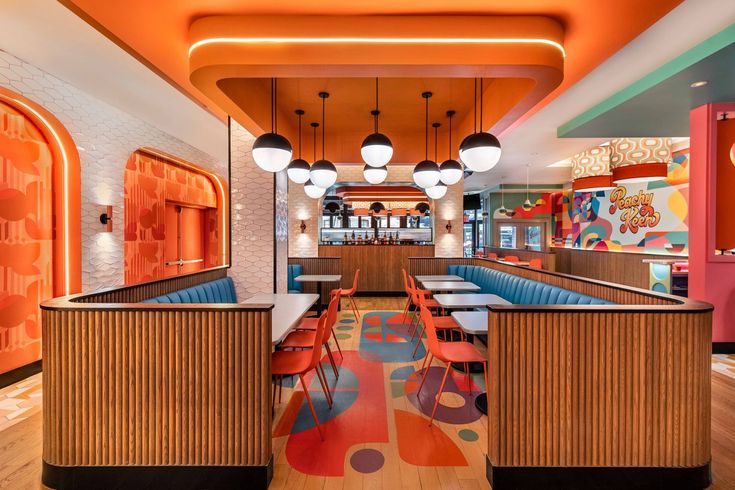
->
[445,221,452,233]
[99,205,113,232]
[300,220,307,233]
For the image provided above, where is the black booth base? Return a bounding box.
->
[486,457,711,490]
[43,457,273,490]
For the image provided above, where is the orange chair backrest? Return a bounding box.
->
[529,259,542,269]
[419,305,443,361]
[308,312,329,370]
[322,293,340,343]
[347,269,360,294]
[408,275,421,304]
[401,268,410,294]
[486,252,498,260]
[504,256,519,262]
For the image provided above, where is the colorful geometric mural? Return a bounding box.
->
[553,149,689,255]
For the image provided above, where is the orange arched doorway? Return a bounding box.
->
[0,87,81,376]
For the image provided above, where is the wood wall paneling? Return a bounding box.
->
[319,245,434,292]
[486,247,557,271]
[287,256,341,300]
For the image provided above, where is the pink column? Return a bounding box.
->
[689,102,735,346]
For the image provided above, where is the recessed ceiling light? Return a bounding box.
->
[690,80,708,88]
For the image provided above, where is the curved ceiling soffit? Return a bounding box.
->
[188,15,565,154]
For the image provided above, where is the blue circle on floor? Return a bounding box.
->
[339,319,355,324]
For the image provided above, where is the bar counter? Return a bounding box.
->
[319,244,434,292]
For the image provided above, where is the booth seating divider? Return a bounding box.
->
[447,264,610,305]
[142,277,237,303]
[288,264,303,293]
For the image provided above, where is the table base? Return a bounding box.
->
[475,392,487,415]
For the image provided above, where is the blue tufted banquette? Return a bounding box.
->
[288,264,303,293]
[447,265,611,305]
[142,277,237,304]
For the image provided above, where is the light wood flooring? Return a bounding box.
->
[1,296,734,489]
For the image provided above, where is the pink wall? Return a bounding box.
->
[689,103,735,343]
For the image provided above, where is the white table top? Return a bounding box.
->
[294,275,341,282]
[415,275,464,283]
[451,311,489,335]
[240,293,319,344]
[422,281,481,292]
[434,293,511,308]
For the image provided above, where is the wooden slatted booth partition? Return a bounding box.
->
[408,256,713,489]
[288,256,340,298]
[40,269,275,489]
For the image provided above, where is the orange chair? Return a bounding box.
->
[332,269,361,321]
[271,310,330,439]
[407,275,443,332]
[416,306,489,426]
[474,249,485,258]
[486,252,498,260]
[401,268,412,323]
[528,259,543,269]
[281,293,342,380]
[411,289,465,358]
[503,255,519,263]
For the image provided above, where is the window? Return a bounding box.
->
[525,225,542,251]
[499,225,517,249]
[389,216,401,228]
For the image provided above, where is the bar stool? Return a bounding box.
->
[416,305,489,426]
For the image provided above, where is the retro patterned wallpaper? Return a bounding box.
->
[0,49,225,291]
[552,149,689,255]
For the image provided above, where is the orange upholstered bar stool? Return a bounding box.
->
[416,306,488,426]
[529,258,543,269]
[272,311,330,439]
[332,269,361,321]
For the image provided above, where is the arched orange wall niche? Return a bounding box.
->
[123,148,228,285]
[0,86,81,375]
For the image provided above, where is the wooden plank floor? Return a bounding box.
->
[1,297,734,489]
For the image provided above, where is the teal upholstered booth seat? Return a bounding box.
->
[447,265,612,305]
[142,277,237,304]
[288,264,303,293]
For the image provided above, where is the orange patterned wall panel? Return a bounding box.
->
[124,149,223,285]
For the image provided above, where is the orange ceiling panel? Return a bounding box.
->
[61,0,683,123]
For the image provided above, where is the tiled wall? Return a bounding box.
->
[0,49,225,291]
[288,165,463,257]
[230,120,288,297]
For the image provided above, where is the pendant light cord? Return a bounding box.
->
[297,111,302,159]
[312,122,318,161]
[479,78,483,133]
[271,78,275,133]
[433,124,439,162]
[473,78,477,134]
[375,77,379,133]
[321,95,326,160]
[447,111,453,159]
[526,165,530,200]
[425,95,429,160]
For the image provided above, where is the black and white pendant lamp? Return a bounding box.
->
[522,164,534,211]
[309,91,338,189]
[253,78,293,172]
[286,109,311,184]
[361,78,393,168]
[459,78,502,173]
[364,164,388,184]
[425,122,447,199]
[413,92,441,189]
[439,110,463,185]
[303,121,326,199]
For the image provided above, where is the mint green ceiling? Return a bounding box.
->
[558,24,735,138]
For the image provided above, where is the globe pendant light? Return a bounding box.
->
[440,110,463,185]
[497,180,508,215]
[253,78,292,172]
[286,109,310,184]
[364,164,387,184]
[361,78,393,167]
[426,122,447,199]
[413,92,441,189]
[309,91,338,188]
[459,78,501,172]
[304,179,326,199]
[522,164,534,211]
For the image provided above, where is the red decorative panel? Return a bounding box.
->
[0,99,53,373]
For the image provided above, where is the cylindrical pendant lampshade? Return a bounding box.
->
[610,138,671,184]
[571,146,615,192]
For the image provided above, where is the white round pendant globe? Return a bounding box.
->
[439,159,463,185]
[252,146,292,172]
[459,145,501,172]
[425,183,448,199]
[361,132,393,167]
[309,159,338,188]
[363,164,387,184]
[304,180,326,199]
[286,159,311,184]
[412,160,441,189]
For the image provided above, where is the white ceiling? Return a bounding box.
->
[464,0,735,192]
[0,0,227,164]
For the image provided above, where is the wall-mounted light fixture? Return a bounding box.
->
[99,205,113,232]
[445,221,452,233]
[300,220,307,233]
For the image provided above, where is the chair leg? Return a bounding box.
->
[271,376,277,411]
[429,365,452,426]
[331,328,344,358]
[417,353,433,395]
[325,343,339,379]
[349,295,361,321]
[299,374,324,440]
[318,362,334,407]
[278,375,283,403]
[420,351,433,374]
[411,326,424,358]
[315,362,332,408]
[402,297,411,323]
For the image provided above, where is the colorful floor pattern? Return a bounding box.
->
[271,308,490,486]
